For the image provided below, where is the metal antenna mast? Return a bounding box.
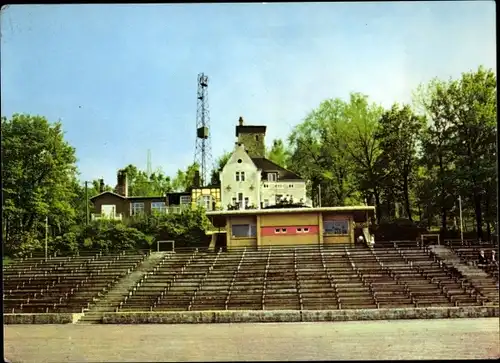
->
[194,73,212,187]
[147,149,152,177]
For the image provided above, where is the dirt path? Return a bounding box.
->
[4,318,499,362]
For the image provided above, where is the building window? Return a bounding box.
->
[151,202,166,214]
[297,228,302,233]
[281,228,287,233]
[255,135,259,141]
[324,220,349,235]
[263,183,269,188]
[288,184,294,188]
[131,202,145,216]
[274,228,281,234]
[276,183,284,189]
[244,197,249,208]
[232,224,257,238]
[240,171,245,181]
[180,196,191,205]
[303,227,309,233]
[235,172,240,181]
[268,173,277,182]
[197,195,213,211]
[263,199,269,207]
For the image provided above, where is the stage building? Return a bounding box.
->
[206,206,375,250]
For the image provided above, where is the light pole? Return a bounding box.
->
[85,181,89,225]
[458,195,464,244]
[45,215,48,260]
[318,184,322,207]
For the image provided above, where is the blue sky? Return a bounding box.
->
[1,2,496,187]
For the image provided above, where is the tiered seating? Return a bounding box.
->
[262,248,300,310]
[297,247,338,310]
[225,249,266,310]
[153,252,218,311]
[118,252,196,311]
[374,244,484,307]
[348,249,414,308]
[7,244,497,315]
[3,252,147,313]
[322,247,376,309]
[446,241,499,280]
[189,250,242,311]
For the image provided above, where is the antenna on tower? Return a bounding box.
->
[146,149,152,177]
[194,73,213,187]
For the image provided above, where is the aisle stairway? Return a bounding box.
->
[78,252,167,324]
[429,246,499,305]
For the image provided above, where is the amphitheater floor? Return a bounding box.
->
[4,318,499,362]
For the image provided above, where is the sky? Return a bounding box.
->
[1,2,496,186]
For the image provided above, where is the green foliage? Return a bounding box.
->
[412,66,497,237]
[2,114,79,252]
[171,162,200,191]
[266,139,290,168]
[210,151,231,185]
[375,104,425,221]
[288,95,365,206]
[2,65,496,257]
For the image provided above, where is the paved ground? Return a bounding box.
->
[4,318,499,362]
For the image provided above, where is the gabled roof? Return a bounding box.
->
[89,191,126,201]
[250,157,303,180]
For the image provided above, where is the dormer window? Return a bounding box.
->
[268,173,277,182]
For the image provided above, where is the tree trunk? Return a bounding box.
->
[439,157,447,233]
[485,193,491,241]
[473,188,483,240]
[374,187,382,224]
[403,178,412,222]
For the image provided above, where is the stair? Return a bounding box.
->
[429,246,499,305]
[78,252,168,324]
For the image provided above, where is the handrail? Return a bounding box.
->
[225,248,246,310]
[261,248,272,310]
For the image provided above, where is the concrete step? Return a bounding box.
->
[77,252,168,324]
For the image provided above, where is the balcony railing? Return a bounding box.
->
[91,213,123,221]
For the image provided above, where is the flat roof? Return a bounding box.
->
[206,206,375,217]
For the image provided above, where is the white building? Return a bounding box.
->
[219,117,308,210]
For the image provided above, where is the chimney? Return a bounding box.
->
[116,170,128,197]
[194,170,201,188]
[99,179,105,193]
[238,116,244,126]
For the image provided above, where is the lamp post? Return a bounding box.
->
[85,181,89,225]
[45,215,48,260]
[318,184,322,207]
[458,195,464,244]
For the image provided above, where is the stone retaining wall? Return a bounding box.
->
[4,313,81,324]
[4,307,498,324]
[102,306,499,324]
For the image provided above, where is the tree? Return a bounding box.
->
[210,151,232,185]
[445,66,496,239]
[413,78,459,233]
[341,93,385,221]
[375,104,425,221]
[1,114,79,254]
[288,98,360,206]
[266,139,290,168]
[171,162,200,191]
[117,165,171,197]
